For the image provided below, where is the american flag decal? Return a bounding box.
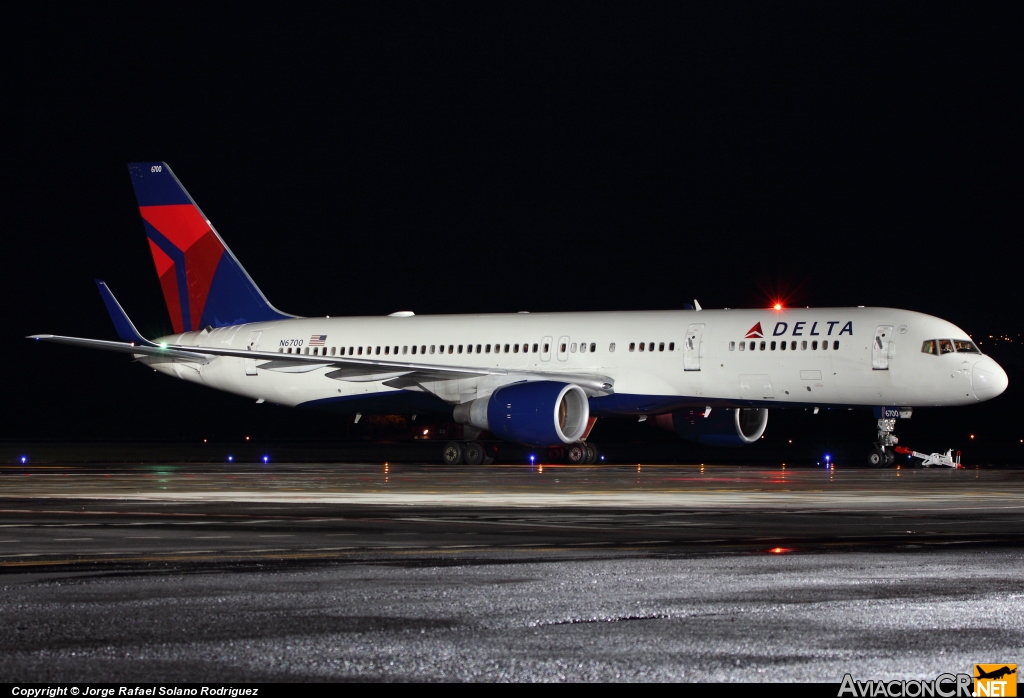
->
[309,334,327,346]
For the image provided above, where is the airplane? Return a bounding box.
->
[975,666,1016,681]
[29,162,1009,466]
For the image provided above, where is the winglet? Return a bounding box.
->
[95,280,155,346]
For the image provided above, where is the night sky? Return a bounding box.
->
[6,6,1022,455]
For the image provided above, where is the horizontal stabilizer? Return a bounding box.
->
[27,334,207,361]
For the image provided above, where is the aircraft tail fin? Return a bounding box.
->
[127,162,294,334]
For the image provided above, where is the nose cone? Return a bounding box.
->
[972,358,1009,401]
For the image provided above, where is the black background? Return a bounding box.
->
[5,5,1021,461]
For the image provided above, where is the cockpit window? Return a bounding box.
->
[921,340,937,355]
[954,340,980,353]
[938,339,954,354]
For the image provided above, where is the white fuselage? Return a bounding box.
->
[139,306,1004,415]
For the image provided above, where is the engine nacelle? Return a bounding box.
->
[655,407,768,447]
[453,381,589,446]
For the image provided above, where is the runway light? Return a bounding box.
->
[227,455,233,462]
[245,435,250,441]
[20,455,27,464]
[262,455,269,464]
[768,547,793,554]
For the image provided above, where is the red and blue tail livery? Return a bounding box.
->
[128,162,292,333]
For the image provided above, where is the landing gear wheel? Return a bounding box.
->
[464,441,485,466]
[584,442,599,464]
[867,447,886,468]
[442,441,464,465]
[565,442,586,464]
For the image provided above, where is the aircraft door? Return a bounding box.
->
[872,325,893,370]
[245,331,262,376]
[683,323,705,371]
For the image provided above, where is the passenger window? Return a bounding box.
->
[833,340,840,350]
[449,345,454,354]
[558,344,564,353]
[515,344,521,353]
[738,342,744,351]
[629,342,635,352]
[659,342,665,352]
[458,345,464,354]
[648,342,654,352]
[411,346,417,355]
[760,341,766,351]
[533,344,539,352]
[580,343,587,353]
[467,345,473,354]
[609,343,616,352]
[570,343,577,353]
[669,342,675,351]
[430,345,435,354]
[543,343,549,353]
[384,347,390,355]
[729,341,735,351]
[639,343,645,352]
[504,344,510,353]
[421,346,426,354]
[522,344,528,353]
[779,342,785,351]
[801,341,807,350]
[590,343,596,352]
[477,344,482,353]
[770,341,776,351]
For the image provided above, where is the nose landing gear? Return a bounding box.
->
[867,413,903,467]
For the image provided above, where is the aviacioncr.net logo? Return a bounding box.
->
[838,673,973,697]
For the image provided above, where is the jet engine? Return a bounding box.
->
[453,381,589,446]
[655,407,768,447]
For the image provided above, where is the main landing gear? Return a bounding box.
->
[564,441,600,464]
[440,440,600,465]
[441,441,495,465]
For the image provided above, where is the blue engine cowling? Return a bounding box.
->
[655,407,768,447]
[453,381,590,446]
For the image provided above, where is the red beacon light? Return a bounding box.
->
[773,302,783,311]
